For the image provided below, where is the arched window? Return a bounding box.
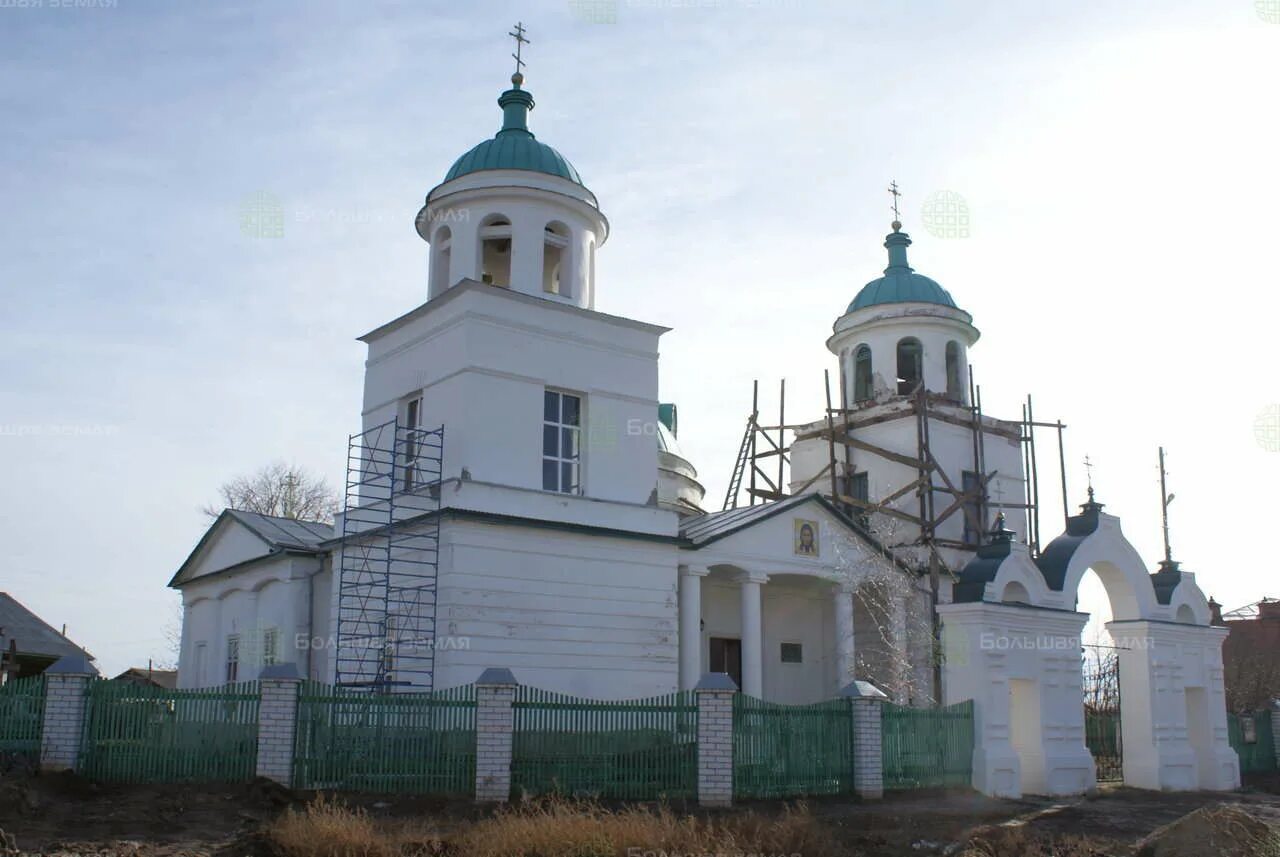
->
[1176,604,1196,624]
[945,341,963,401]
[1001,581,1030,604]
[896,337,922,395]
[854,345,873,402]
[478,214,512,287]
[430,225,452,296]
[542,221,570,296]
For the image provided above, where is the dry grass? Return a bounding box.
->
[267,795,445,857]
[956,823,1113,857]
[456,797,833,857]
[266,795,835,857]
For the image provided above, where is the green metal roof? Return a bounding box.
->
[847,229,958,313]
[443,76,584,186]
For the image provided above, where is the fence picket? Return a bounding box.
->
[80,679,260,783]
[0,675,46,763]
[731,694,854,799]
[1229,709,1277,775]
[881,700,974,790]
[291,681,475,794]
[511,686,698,800]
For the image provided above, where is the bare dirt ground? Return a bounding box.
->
[3,768,1280,856]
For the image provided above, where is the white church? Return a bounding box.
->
[171,52,1240,796]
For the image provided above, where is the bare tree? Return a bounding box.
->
[203,460,339,523]
[828,498,938,706]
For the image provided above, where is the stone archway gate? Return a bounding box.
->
[939,499,1239,797]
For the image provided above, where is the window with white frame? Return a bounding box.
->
[194,642,207,685]
[542,390,582,494]
[225,635,240,683]
[401,393,424,492]
[262,628,279,666]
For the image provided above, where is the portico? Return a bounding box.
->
[675,493,901,703]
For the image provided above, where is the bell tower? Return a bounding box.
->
[415,56,608,308]
[827,219,979,408]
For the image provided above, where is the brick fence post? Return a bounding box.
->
[842,679,888,800]
[695,673,737,807]
[256,664,303,785]
[475,668,518,802]
[40,654,99,772]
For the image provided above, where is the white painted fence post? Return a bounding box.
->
[842,679,888,799]
[475,668,518,802]
[695,673,737,807]
[256,664,303,785]
[39,654,98,772]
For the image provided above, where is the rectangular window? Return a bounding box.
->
[262,628,279,666]
[847,471,870,528]
[401,394,424,492]
[962,470,983,546]
[780,642,804,664]
[542,390,582,494]
[194,642,207,685]
[225,635,240,683]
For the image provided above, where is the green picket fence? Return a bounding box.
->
[882,700,974,790]
[1228,710,1277,774]
[511,686,698,800]
[0,675,46,761]
[732,695,854,799]
[293,681,476,794]
[80,679,260,783]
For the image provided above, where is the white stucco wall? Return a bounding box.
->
[359,283,666,509]
[430,517,680,697]
[177,553,326,688]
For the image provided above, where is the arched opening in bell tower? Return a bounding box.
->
[542,221,570,296]
[854,345,873,403]
[479,214,513,287]
[430,225,452,297]
[896,337,922,395]
[946,341,963,401]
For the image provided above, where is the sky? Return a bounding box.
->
[1,0,1277,676]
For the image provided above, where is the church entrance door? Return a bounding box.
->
[709,637,742,690]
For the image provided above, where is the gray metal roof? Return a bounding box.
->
[680,494,828,546]
[224,509,333,550]
[0,592,93,662]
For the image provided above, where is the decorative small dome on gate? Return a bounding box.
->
[442,74,585,186]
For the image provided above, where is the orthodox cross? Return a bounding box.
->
[888,180,902,223]
[509,22,530,76]
[1084,454,1096,500]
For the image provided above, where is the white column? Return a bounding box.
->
[740,572,767,698]
[834,582,856,691]
[679,565,708,690]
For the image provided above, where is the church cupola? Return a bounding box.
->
[828,193,979,408]
[416,40,609,309]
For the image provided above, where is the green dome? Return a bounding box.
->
[847,229,958,313]
[443,77,584,186]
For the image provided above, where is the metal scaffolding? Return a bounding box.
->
[723,372,1067,701]
[335,418,444,692]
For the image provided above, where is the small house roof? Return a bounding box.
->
[0,592,93,663]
